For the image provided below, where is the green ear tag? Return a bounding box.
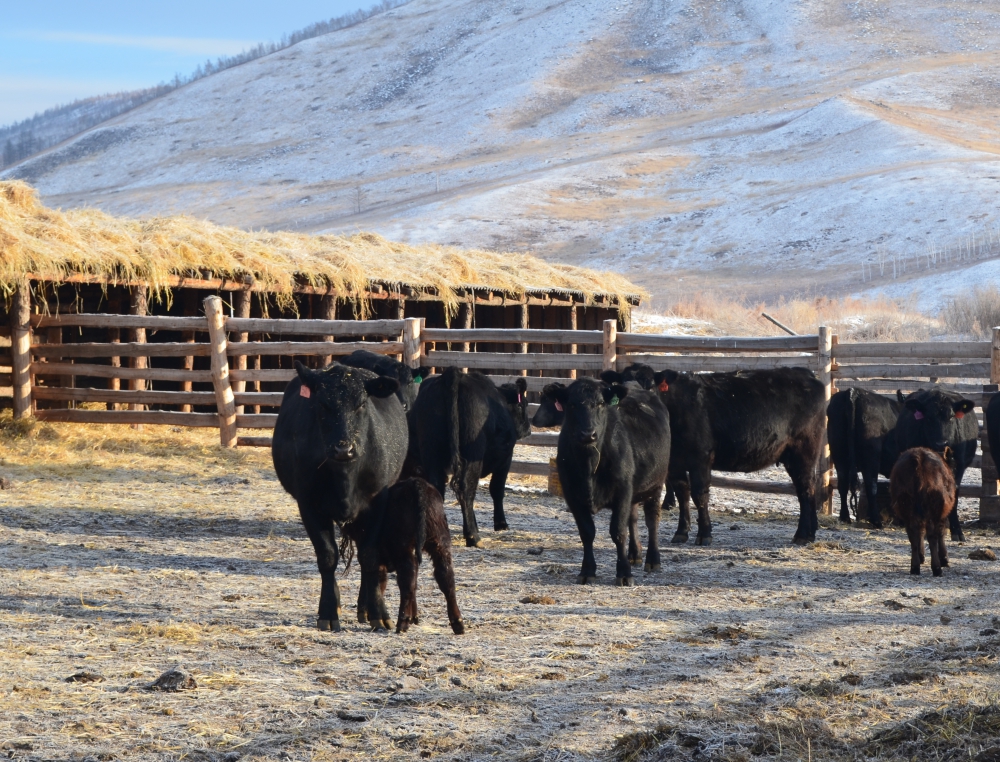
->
[413,375,422,384]
[610,395,620,406]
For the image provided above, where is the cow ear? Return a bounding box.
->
[954,399,975,415]
[295,360,317,387]
[602,384,628,405]
[653,370,677,392]
[516,377,528,395]
[413,366,432,384]
[600,370,625,384]
[548,384,568,405]
[896,390,907,403]
[364,376,400,399]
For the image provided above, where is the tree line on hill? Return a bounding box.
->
[1,0,410,171]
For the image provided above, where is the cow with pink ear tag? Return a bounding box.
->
[894,387,978,542]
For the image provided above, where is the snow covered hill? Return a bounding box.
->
[5,0,1000,309]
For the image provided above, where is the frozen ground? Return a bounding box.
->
[4,0,1000,307]
[1,424,999,761]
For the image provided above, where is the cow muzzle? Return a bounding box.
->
[577,429,598,445]
[332,443,356,462]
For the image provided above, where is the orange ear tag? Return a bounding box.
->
[956,411,964,419]
[658,380,669,392]
[300,385,311,399]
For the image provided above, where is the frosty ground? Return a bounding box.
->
[0,424,998,761]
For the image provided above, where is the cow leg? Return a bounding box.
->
[835,464,852,523]
[628,503,642,566]
[456,461,483,548]
[395,547,419,634]
[948,485,965,542]
[611,493,635,586]
[862,469,883,529]
[670,470,692,544]
[689,467,713,546]
[489,465,511,532]
[905,523,924,575]
[424,512,465,634]
[938,530,949,569]
[357,543,392,632]
[643,496,662,572]
[928,526,944,577]
[298,505,342,632]
[572,509,598,584]
[783,448,820,545]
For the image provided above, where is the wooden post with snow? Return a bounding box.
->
[204,296,237,448]
[231,289,251,414]
[402,318,422,370]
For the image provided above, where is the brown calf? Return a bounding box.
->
[889,447,956,576]
[350,478,465,634]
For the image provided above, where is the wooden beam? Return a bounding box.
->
[204,296,237,447]
[34,409,219,426]
[9,282,32,419]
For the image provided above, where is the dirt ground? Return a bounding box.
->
[1,421,999,762]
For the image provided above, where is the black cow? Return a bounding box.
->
[343,478,465,634]
[551,378,671,586]
[531,382,566,428]
[338,350,430,411]
[894,387,977,542]
[827,387,902,526]
[407,368,531,547]
[649,366,826,545]
[272,363,408,632]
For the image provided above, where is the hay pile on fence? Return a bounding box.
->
[0,181,643,314]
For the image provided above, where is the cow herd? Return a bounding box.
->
[270,350,992,635]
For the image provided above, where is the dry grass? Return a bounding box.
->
[941,285,1000,339]
[658,293,937,341]
[1,418,999,761]
[0,181,643,316]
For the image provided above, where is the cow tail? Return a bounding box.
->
[338,525,356,572]
[445,367,464,498]
[846,387,860,515]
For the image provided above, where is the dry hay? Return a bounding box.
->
[1,418,1000,761]
[0,181,644,316]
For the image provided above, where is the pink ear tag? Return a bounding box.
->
[300,385,311,399]
[913,410,923,420]
[517,393,522,403]
[555,400,563,412]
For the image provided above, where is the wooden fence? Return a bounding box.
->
[4,295,999,521]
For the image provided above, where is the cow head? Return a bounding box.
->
[498,377,531,439]
[900,389,975,454]
[549,378,628,446]
[399,365,432,411]
[652,369,680,395]
[532,382,566,428]
[295,361,400,464]
[601,363,655,391]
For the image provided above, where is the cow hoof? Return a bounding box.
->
[628,555,642,566]
[615,576,635,587]
[671,533,689,544]
[644,563,661,572]
[910,568,921,575]
[942,558,949,567]
[792,535,814,546]
[695,536,712,547]
[839,514,852,524]
[494,522,509,531]
[396,619,411,634]
[576,574,597,584]
[871,522,884,530]
[466,537,483,548]
[451,619,466,635]
[950,530,965,543]
[357,611,369,624]
[317,618,341,632]
[932,568,943,577]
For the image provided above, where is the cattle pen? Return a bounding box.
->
[2,293,1000,522]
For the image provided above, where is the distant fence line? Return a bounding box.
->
[4,295,1000,522]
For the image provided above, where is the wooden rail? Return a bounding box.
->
[8,308,1000,520]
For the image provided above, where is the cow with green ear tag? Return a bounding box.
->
[894,388,978,542]
[551,378,671,587]
[339,349,430,412]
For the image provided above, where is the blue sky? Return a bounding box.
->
[1,1,375,126]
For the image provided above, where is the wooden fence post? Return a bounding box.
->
[418,318,428,370]
[568,304,578,380]
[519,302,529,377]
[129,286,147,424]
[319,293,336,368]
[231,289,251,414]
[603,319,617,372]
[204,296,237,448]
[818,326,833,515]
[9,282,32,419]
[980,328,1000,522]
[402,318,422,369]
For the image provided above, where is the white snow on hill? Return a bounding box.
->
[5,0,1000,308]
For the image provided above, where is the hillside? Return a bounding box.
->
[5,0,1000,309]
